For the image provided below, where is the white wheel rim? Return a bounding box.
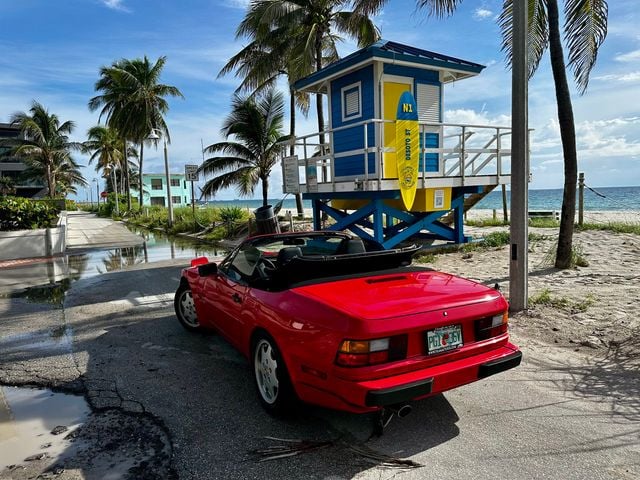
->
[254,339,279,404]
[179,290,199,327]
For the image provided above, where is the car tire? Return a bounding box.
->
[174,283,200,332]
[252,333,295,415]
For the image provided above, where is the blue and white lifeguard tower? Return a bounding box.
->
[281,40,513,248]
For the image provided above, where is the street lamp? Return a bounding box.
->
[110,164,120,215]
[91,178,97,208]
[147,128,174,227]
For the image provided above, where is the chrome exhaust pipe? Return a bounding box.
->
[374,403,413,435]
[393,403,412,418]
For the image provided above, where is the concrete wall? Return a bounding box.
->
[0,212,67,261]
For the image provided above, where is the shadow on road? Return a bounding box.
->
[1,264,462,479]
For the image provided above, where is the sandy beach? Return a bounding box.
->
[415,209,640,360]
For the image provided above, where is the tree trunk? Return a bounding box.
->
[315,32,327,182]
[138,141,144,209]
[547,0,578,269]
[123,140,131,210]
[261,176,269,208]
[45,161,54,198]
[290,89,304,217]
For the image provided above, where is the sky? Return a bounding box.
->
[1,0,639,201]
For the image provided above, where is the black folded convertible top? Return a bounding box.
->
[278,245,421,288]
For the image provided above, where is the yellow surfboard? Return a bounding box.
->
[395,91,420,210]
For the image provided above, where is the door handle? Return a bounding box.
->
[232,293,242,304]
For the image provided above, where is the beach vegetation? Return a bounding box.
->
[199,89,289,207]
[541,241,589,268]
[577,222,640,236]
[3,101,86,197]
[414,252,437,264]
[89,56,183,211]
[0,176,16,196]
[529,288,595,313]
[466,218,509,227]
[355,0,608,270]
[0,196,59,231]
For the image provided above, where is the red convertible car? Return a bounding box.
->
[174,232,521,417]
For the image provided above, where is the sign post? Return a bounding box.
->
[185,164,199,228]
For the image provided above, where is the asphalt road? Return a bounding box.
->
[1,259,638,479]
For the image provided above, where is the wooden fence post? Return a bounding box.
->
[578,172,584,226]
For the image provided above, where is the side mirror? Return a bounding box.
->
[197,262,218,277]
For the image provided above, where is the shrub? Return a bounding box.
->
[0,196,59,231]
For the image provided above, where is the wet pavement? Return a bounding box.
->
[0,226,224,297]
[1,214,639,479]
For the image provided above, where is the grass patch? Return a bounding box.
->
[529,217,560,228]
[577,222,640,235]
[414,252,436,264]
[541,242,589,268]
[466,218,508,227]
[529,288,595,313]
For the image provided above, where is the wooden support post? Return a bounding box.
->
[578,172,584,226]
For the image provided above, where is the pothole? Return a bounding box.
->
[0,386,89,471]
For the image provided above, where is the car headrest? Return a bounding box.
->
[345,237,366,254]
[277,246,302,265]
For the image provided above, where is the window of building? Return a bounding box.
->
[184,180,187,189]
[341,82,362,122]
[172,196,181,204]
[184,196,188,204]
[151,179,163,190]
[150,197,165,206]
[170,178,180,187]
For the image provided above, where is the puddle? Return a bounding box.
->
[0,386,90,470]
[0,228,226,298]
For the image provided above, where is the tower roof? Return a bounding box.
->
[294,39,485,93]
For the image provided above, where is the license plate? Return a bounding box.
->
[426,325,463,355]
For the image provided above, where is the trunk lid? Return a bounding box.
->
[293,270,503,320]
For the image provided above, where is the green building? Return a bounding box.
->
[131,173,193,207]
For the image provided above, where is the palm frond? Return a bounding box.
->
[564,0,608,93]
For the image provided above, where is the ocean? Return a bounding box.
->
[204,185,640,212]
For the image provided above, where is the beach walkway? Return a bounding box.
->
[65,211,143,251]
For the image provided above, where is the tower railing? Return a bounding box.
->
[281,119,516,193]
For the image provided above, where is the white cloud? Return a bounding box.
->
[594,71,640,83]
[614,49,640,62]
[473,8,493,21]
[101,0,130,12]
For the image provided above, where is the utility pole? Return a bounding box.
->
[509,0,529,312]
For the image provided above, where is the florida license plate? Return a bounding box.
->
[426,325,463,355]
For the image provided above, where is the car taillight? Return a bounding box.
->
[475,311,509,340]
[335,335,407,367]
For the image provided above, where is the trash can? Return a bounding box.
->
[254,205,280,234]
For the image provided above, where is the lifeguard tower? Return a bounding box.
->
[281,40,513,248]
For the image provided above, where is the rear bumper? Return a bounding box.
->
[297,344,522,412]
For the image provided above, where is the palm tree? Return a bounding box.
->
[199,89,289,207]
[83,126,138,196]
[84,125,123,176]
[219,31,310,216]
[7,101,84,197]
[499,0,607,268]
[88,56,183,209]
[355,0,607,268]
[237,0,381,169]
[0,176,16,196]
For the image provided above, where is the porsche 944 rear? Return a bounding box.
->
[175,232,521,416]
